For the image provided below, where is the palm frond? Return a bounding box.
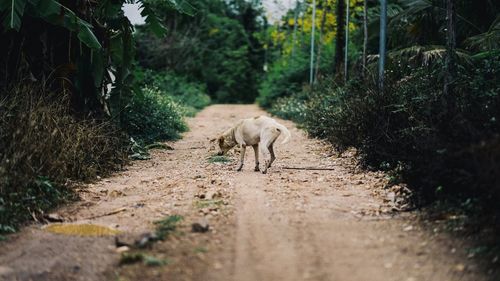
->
[388,45,473,65]
[366,45,474,66]
[465,15,500,51]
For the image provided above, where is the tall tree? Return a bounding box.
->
[443,0,456,111]
[334,0,346,78]
[378,0,387,90]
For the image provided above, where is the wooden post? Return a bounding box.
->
[310,0,316,85]
[344,0,350,83]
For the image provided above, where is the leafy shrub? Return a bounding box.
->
[122,86,188,144]
[0,83,127,231]
[266,53,499,202]
[269,91,309,124]
[302,56,500,202]
[257,53,309,108]
[134,0,265,104]
[258,41,335,108]
[133,67,211,116]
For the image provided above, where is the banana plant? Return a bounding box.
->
[0,0,193,121]
[1,0,101,49]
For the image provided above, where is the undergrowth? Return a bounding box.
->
[0,82,128,232]
[122,86,188,145]
[120,253,169,267]
[261,54,500,205]
[154,215,183,240]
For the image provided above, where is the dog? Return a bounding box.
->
[214,116,291,174]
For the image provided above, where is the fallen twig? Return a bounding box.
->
[282,167,335,171]
[84,207,127,220]
[174,146,206,150]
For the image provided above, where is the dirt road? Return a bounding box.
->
[0,105,492,281]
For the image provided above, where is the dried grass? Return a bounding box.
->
[0,82,128,229]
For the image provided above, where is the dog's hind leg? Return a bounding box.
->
[260,128,280,173]
[237,145,246,171]
[259,144,270,174]
[268,143,276,167]
[252,144,260,171]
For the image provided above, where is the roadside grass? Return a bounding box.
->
[194,199,224,209]
[207,155,231,163]
[194,246,208,253]
[154,215,183,240]
[119,252,169,266]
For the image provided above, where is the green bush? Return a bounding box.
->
[266,53,499,202]
[134,0,265,104]
[257,53,309,108]
[302,56,500,202]
[258,42,335,108]
[269,91,309,124]
[133,67,211,116]
[122,87,188,144]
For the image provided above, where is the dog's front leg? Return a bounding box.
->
[252,144,259,171]
[237,145,246,171]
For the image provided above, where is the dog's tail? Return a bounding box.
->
[275,123,291,144]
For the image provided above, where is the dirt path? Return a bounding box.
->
[0,105,492,281]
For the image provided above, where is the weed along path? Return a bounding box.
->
[0,104,491,281]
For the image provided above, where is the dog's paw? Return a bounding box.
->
[236,166,243,172]
[261,169,267,174]
[254,167,260,172]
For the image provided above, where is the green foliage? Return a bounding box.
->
[261,0,500,207]
[135,0,265,103]
[0,0,102,50]
[119,253,169,266]
[122,87,188,144]
[295,55,499,202]
[0,0,27,30]
[123,66,211,146]
[207,155,231,163]
[258,55,309,108]
[133,67,211,116]
[0,0,193,122]
[140,2,167,37]
[269,92,308,124]
[0,177,72,234]
[258,38,335,108]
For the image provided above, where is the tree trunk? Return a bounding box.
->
[334,0,346,78]
[362,0,368,78]
[378,0,387,90]
[444,0,456,111]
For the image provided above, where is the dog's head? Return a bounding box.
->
[211,135,233,156]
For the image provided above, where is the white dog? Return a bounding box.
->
[214,116,291,173]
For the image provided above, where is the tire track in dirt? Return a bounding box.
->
[233,173,300,281]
